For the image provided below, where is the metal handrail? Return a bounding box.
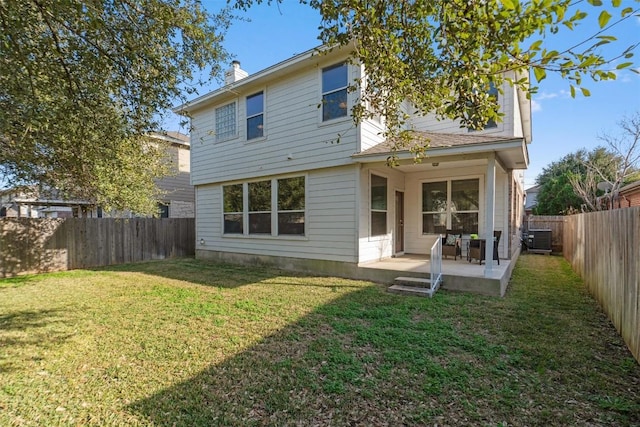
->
[429,237,443,294]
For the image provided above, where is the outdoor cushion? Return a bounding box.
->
[445,234,457,246]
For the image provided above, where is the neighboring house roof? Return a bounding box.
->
[353,131,528,169]
[149,131,190,148]
[619,180,640,195]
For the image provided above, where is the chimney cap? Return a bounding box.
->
[224,60,248,85]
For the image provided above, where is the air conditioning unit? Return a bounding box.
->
[527,229,552,254]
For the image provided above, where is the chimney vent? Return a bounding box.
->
[224,61,248,85]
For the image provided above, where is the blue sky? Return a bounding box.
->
[168,1,640,188]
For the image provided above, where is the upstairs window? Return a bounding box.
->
[468,82,499,131]
[246,92,264,140]
[484,83,499,129]
[322,62,348,121]
[216,102,236,142]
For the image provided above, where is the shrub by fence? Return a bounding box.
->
[525,215,564,253]
[564,207,640,363]
[0,218,195,277]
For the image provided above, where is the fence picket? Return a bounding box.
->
[0,218,195,277]
[564,208,640,363]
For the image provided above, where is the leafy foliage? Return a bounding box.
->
[534,147,618,214]
[0,1,230,214]
[235,0,639,157]
[586,111,640,209]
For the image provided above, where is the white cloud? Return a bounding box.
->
[558,89,572,99]
[531,99,542,112]
[531,91,563,113]
[535,92,559,100]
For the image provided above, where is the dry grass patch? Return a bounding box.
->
[0,255,638,426]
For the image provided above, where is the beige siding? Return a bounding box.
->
[360,118,385,152]
[195,166,358,263]
[190,59,362,186]
[178,147,190,172]
[157,171,194,204]
[406,74,521,139]
[357,165,406,263]
[510,87,524,138]
[156,144,195,205]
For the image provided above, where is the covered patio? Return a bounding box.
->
[357,253,518,297]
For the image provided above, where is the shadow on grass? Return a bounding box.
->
[0,275,38,289]
[0,308,73,373]
[127,285,529,426]
[99,257,365,291]
[0,308,66,331]
[127,256,640,426]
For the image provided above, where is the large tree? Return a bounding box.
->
[534,147,620,214]
[0,1,230,214]
[571,112,640,210]
[236,0,638,158]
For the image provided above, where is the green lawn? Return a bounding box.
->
[1,254,638,426]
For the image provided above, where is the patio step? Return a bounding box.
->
[393,276,434,287]
[388,276,438,298]
[388,284,437,298]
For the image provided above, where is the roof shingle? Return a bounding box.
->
[354,131,517,157]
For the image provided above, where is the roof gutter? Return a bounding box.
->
[352,138,526,163]
[173,43,352,115]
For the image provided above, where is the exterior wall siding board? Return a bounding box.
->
[194,166,358,263]
[407,76,517,139]
[189,62,360,186]
[360,119,385,152]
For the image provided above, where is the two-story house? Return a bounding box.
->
[176,46,530,289]
[0,132,195,219]
[149,131,195,218]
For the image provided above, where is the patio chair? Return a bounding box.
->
[467,230,501,265]
[441,230,462,260]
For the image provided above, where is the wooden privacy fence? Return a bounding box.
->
[525,215,564,253]
[564,207,640,363]
[0,218,195,277]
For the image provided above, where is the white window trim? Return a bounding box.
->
[221,182,245,235]
[319,62,350,125]
[221,174,308,240]
[215,100,238,143]
[419,175,484,236]
[369,171,389,241]
[467,82,504,133]
[245,90,266,143]
[248,179,272,235]
[276,176,306,237]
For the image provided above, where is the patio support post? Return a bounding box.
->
[484,153,496,276]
